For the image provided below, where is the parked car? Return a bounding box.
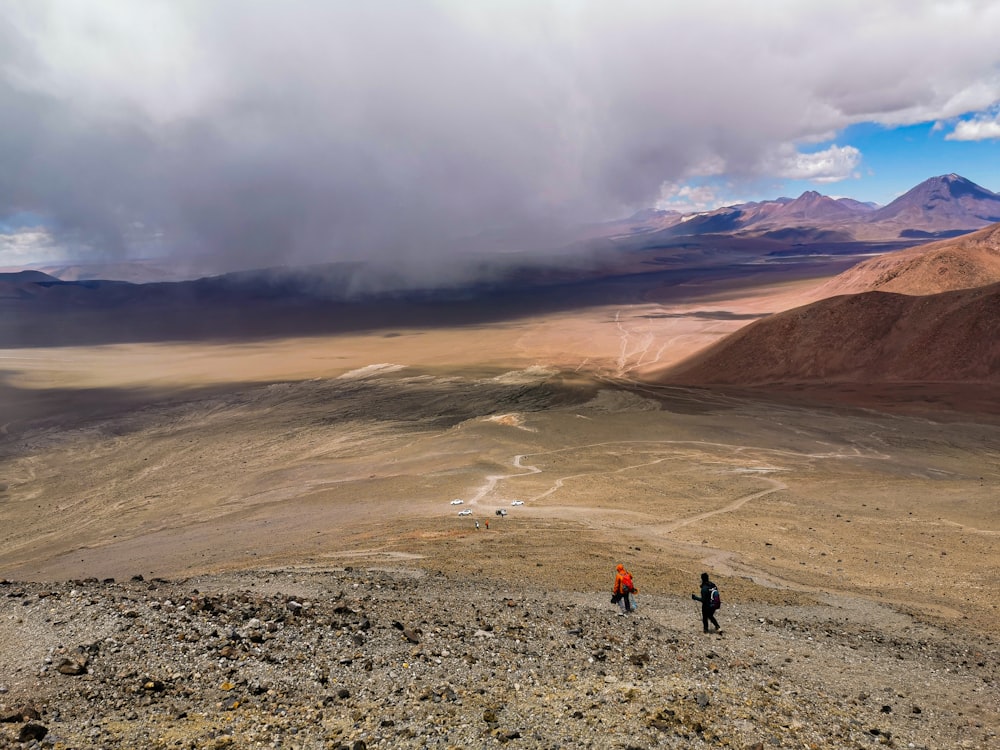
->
[458,509,472,516]
[511,500,524,506]
[450,499,464,505]
[495,509,508,516]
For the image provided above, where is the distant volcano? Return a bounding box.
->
[752,190,873,225]
[618,174,1000,243]
[867,173,1000,234]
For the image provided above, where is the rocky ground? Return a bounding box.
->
[1,567,996,750]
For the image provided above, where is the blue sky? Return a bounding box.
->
[656,118,1000,213]
[845,120,1000,203]
[2,1,1000,276]
[772,121,999,206]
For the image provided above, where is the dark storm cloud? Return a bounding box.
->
[2,1,1000,286]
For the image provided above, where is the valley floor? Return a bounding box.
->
[0,271,997,746]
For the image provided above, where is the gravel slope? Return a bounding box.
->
[1,567,996,749]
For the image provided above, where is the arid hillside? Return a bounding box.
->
[1,250,997,748]
[656,282,1000,386]
[816,221,1000,297]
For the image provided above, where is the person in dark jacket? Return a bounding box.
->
[691,572,721,633]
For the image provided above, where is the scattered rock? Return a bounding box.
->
[56,656,87,676]
[0,704,38,723]
[402,627,421,644]
[18,723,47,742]
[0,568,993,749]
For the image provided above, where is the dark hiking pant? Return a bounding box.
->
[702,607,719,632]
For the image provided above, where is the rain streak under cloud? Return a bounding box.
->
[2,0,1000,283]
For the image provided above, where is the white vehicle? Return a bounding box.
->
[458,509,472,516]
[511,500,524,506]
[450,499,464,505]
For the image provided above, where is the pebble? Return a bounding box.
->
[0,570,995,749]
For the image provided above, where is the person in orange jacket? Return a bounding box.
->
[613,564,636,615]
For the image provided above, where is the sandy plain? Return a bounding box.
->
[1,266,997,652]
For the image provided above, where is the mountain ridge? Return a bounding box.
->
[615,174,1000,243]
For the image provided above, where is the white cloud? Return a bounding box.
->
[656,183,730,214]
[680,155,728,180]
[946,109,1000,141]
[0,229,69,268]
[762,144,863,183]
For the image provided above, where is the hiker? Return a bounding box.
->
[475,520,480,530]
[691,572,721,633]
[613,564,635,615]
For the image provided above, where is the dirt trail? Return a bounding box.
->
[0,320,997,640]
[656,477,786,533]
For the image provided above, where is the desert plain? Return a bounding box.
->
[0,264,997,748]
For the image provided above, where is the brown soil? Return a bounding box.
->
[1,264,997,749]
[816,221,1000,296]
[655,282,1000,388]
[1,276,996,642]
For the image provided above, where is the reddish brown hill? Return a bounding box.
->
[815,222,1000,297]
[749,190,869,225]
[655,283,1000,386]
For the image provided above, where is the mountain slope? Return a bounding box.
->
[746,190,871,226]
[816,221,1000,296]
[622,175,1000,243]
[869,173,1000,230]
[656,282,1000,385]
[0,270,60,299]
